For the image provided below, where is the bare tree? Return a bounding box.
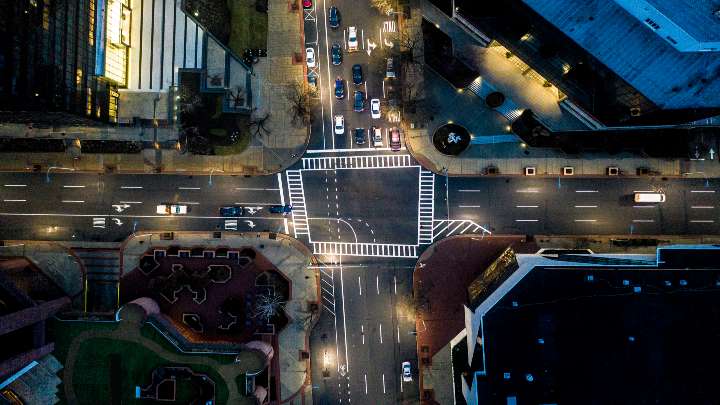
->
[228,86,246,108]
[369,0,394,15]
[249,111,271,137]
[253,290,286,322]
[402,79,437,123]
[286,80,318,127]
[397,26,424,67]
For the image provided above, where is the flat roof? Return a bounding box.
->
[646,0,720,42]
[478,266,720,403]
[522,0,720,110]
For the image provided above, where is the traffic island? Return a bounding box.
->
[432,123,471,155]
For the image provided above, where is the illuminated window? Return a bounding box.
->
[76,68,83,86]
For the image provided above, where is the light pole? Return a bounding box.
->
[46,166,75,183]
[208,168,224,187]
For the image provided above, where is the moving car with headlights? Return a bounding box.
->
[157,204,187,215]
[370,98,381,119]
[305,47,315,68]
[348,26,358,51]
[220,206,244,217]
[335,77,344,99]
[334,115,345,135]
[332,43,343,65]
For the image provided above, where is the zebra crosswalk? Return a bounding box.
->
[286,170,310,238]
[418,170,435,244]
[302,154,416,170]
[432,219,490,241]
[312,242,418,258]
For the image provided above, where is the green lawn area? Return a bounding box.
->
[214,131,251,155]
[71,337,229,405]
[228,0,268,54]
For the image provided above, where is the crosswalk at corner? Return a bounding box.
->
[418,170,435,244]
[312,242,418,258]
[93,217,106,228]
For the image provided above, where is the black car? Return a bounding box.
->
[353,90,364,112]
[335,77,344,99]
[352,64,363,85]
[220,206,244,217]
[307,72,318,87]
[328,6,340,29]
[354,128,365,145]
[331,43,342,66]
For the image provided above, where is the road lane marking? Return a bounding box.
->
[574,205,597,208]
[458,189,482,192]
[61,200,85,203]
[3,199,26,202]
[516,205,538,208]
[575,190,598,193]
[690,220,715,223]
[515,219,539,222]
[397,326,400,343]
[633,219,654,223]
[400,374,403,392]
[62,185,85,188]
[394,276,397,295]
[382,374,386,394]
[119,201,143,204]
[376,275,380,294]
[458,205,481,208]
[379,323,383,344]
[120,186,142,189]
[364,374,368,394]
[339,259,349,373]
[178,201,200,205]
[0,213,284,220]
[633,205,656,209]
[691,190,715,193]
[93,217,106,228]
[358,276,362,296]
[3,184,26,187]
[361,324,365,345]
[574,219,597,222]
[516,188,540,193]
[178,187,201,190]
[691,206,715,209]
[235,187,281,191]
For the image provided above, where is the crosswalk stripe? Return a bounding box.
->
[312,242,418,258]
[302,155,417,170]
[286,170,310,238]
[418,170,435,244]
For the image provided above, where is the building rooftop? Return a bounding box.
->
[478,266,720,403]
[645,0,720,43]
[522,0,720,110]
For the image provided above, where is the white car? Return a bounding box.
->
[348,26,358,51]
[402,361,412,382]
[371,126,383,147]
[370,98,381,119]
[334,115,345,135]
[157,204,187,215]
[306,47,316,68]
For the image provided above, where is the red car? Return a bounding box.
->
[303,0,312,9]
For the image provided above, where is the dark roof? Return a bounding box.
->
[478,266,720,403]
[522,0,720,110]
[646,0,720,42]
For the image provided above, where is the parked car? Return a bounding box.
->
[307,72,318,87]
[370,98,381,119]
[156,204,187,215]
[303,0,312,9]
[390,127,401,151]
[348,26,358,51]
[269,204,293,214]
[353,91,365,112]
[386,57,395,78]
[352,64,363,85]
[335,77,344,99]
[328,6,340,29]
[402,361,412,382]
[354,128,365,145]
[334,115,345,135]
[331,43,342,65]
[305,47,316,68]
[371,126,382,147]
[220,206,244,217]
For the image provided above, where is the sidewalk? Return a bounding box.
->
[121,231,316,404]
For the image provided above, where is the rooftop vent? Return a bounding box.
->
[714,9,720,20]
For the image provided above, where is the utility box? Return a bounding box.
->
[562,166,574,176]
[607,166,620,176]
[524,167,536,176]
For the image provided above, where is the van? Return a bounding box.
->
[390,127,401,151]
[634,192,665,203]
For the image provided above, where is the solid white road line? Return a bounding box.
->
[575,190,598,193]
[516,189,540,193]
[178,187,201,190]
[376,275,380,295]
[236,187,281,191]
[339,258,349,373]
[397,326,400,343]
[0,212,284,220]
[3,199,26,202]
[458,189,482,192]
[178,201,200,205]
[691,206,715,209]
[690,220,715,223]
[382,374,386,394]
[3,184,26,187]
[379,323,383,344]
[574,205,598,208]
[62,185,85,188]
[364,374,368,394]
[574,219,597,222]
[361,324,365,345]
[120,186,143,189]
[119,201,143,204]
[400,375,403,392]
[458,205,481,208]
[61,200,85,203]
[358,276,362,296]
[690,190,715,193]
[394,276,397,295]
[516,205,538,208]
[633,205,656,209]
[515,219,539,222]
[633,219,654,223]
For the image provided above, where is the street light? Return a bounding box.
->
[208,168,224,187]
[46,166,75,183]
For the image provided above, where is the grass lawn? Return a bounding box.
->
[139,324,240,365]
[214,131,251,155]
[228,0,268,54]
[71,337,229,404]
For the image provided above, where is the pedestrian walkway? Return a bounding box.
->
[312,241,418,258]
[301,154,416,170]
[418,170,436,244]
[286,170,310,239]
[432,219,489,241]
